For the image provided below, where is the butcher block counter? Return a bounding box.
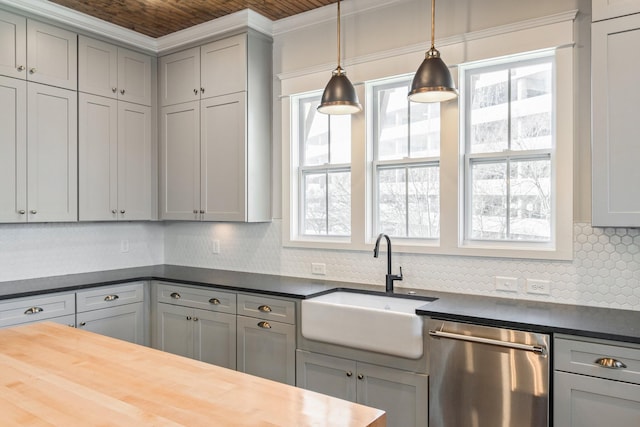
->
[0,322,385,426]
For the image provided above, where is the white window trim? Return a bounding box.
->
[280,11,576,260]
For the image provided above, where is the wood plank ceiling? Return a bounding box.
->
[48,0,338,38]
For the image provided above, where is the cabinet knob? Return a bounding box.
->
[193,209,198,214]
[357,374,364,380]
[200,87,205,94]
[112,209,117,214]
[257,321,272,329]
[29,67,36,74]
[346,371,353,377]
[258,305,272,313]
[24,306,43,315]
[17,65,25,71]
[120,89,125,95]
[112,87,117,93]
[79,322,87,327]
[595,357,627,369]
[209,298,221,305]
[30,210,37,214]
[194,89,198,95]
[120,210,125,214]
[18,210,25,215]
[193,317,199,322]
[170,292,181,299]
[104,294,119,302]
[186,316,192,320]
[199,210,205,214]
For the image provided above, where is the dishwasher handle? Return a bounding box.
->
[429,329,547,356]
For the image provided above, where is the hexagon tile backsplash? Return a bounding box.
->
[2,220,639,311]
[164,221,640,311]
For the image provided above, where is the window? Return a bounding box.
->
[371,77,441,239]
[462,54,554,243]
[296,94,351,237]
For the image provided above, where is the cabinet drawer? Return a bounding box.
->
[237,293,295,324]
[555,337,640,384]
[76,282,144,312]
[156,283,236,314]
[0,292,75,327]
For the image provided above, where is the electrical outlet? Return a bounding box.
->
[495,276,518,293]
[120,239,129,253]
[311,263,326,275]
[211,240,220,254]
[526,279,550,295]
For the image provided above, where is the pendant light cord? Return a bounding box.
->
[337,0,342,69]
[430,0,435,50]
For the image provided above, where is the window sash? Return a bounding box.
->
[299,165,351,237]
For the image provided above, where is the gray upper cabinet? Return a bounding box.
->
[159,31,271,222]
[592,12,640,226]
[593,0,640,21]
[0,9,26,80]
[79,36,152,106]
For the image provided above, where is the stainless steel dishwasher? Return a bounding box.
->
[428,319,550,427]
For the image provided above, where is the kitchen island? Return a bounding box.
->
[0,322,385,426]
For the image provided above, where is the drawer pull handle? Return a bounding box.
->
[258,305,272,313]
[170,292,181,299]
[258,321,271,329]
[24,307,43,315]
[209,298,221,305]
[595,357,627,369]
[104,295,119,302]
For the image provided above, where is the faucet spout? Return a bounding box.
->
[373,233,403,293]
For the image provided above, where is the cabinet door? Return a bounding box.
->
[592,15,640,226]
[201,92,246,221]
[357,362,428,427]
[156,303,193,359]
[118,101,151,220]
[0,10,26,79]
[0,76,27,223]
[78,36,118,99]
[77,302,145,345]
[160,101,201,220]
[118,47,152,106]
[78,93,118,221]
[26,20,77,90]
[27,83,77,222]
[193,308,236,369]
[555,371,640,426]
[201,34,246,99]
[159,46,200,106]
[593,0,640,21]
[237,315,296,385]
[296,350,357,402]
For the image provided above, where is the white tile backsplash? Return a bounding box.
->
[3,220,639,311]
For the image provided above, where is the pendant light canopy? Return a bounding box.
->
[408,0,458,103]
[318,0,362,115]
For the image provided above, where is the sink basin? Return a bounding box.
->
[301,291,434,359]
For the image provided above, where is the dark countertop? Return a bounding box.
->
[2,264,640,345]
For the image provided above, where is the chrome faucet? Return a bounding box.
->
[373,233,403,293]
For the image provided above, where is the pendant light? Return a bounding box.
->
[408,0,458,103]
[317,0,362,115]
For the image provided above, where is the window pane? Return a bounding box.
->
[378,168,407,236]
[509,159,551,240]
[329,115,351,164]
[470,161,507,239]
[408,166,440,238]
[469,69,509,153]
[300,97,328,166]
[303,172,326,235]
[511,62,553,150]
[328,171,351,235]
[410,102,440,158]
[376,84,409,160]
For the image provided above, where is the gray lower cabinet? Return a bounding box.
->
[554,335,640,426]
[296,350,428,427]
[236,293,296,385]
[76,282,146,345]
[156,302,236,369]
[0,291,75,328]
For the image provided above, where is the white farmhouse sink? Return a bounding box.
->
[301,291,434,359]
